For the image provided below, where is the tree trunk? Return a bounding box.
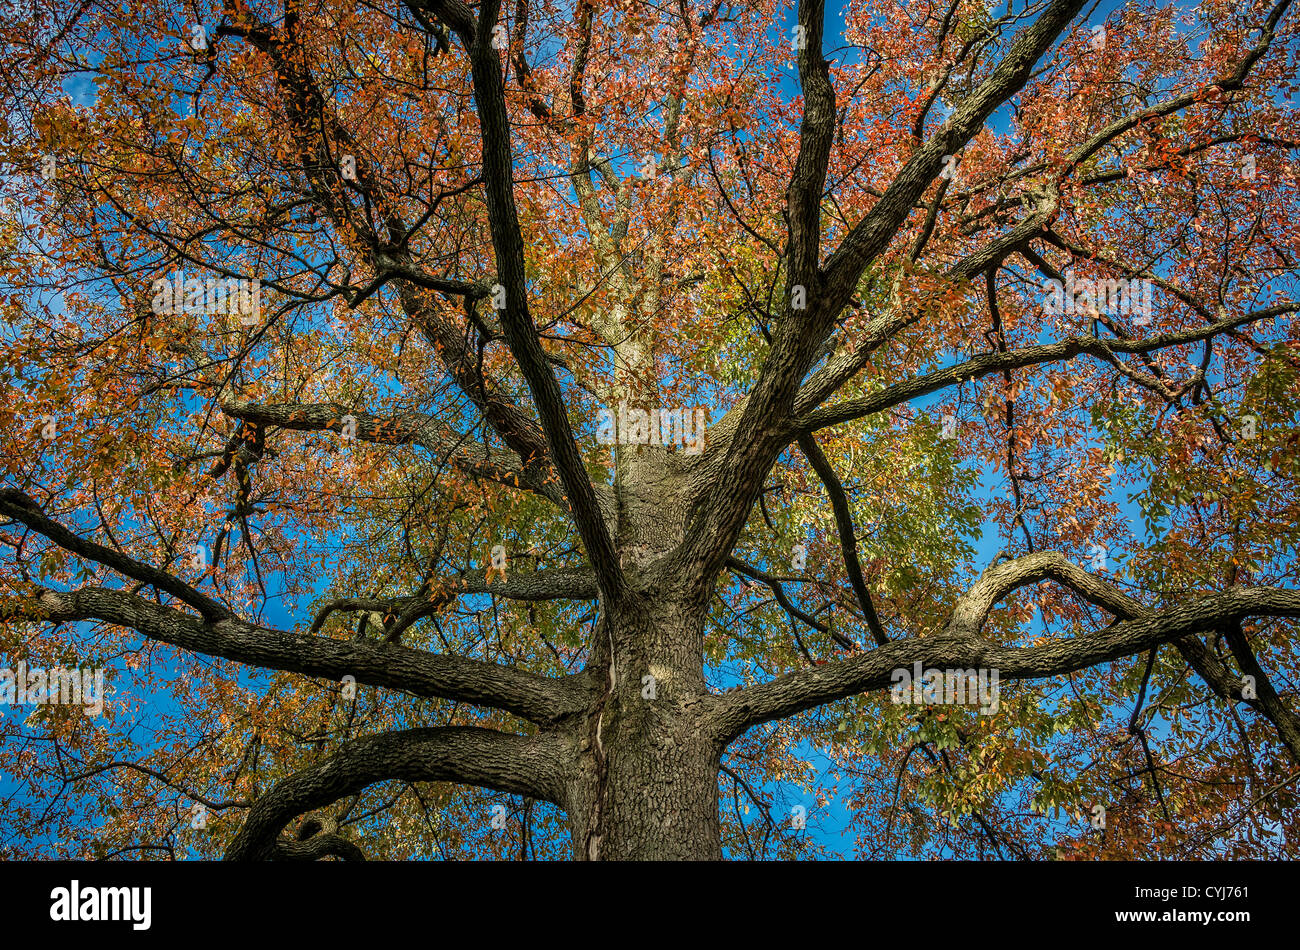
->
[566,593,723,860]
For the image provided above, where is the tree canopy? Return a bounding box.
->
[0,0,1298,860]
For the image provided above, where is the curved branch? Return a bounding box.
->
[225,726,570,860]
[947,552,1300,763]
[945,550,1143,637]
[278,831,367,862]
[64,760,251,810]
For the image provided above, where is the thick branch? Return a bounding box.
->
[677,0,1087,594]
[444,0,624,599]
[1,587,589,726]
[0,488,231,621]
[945,550,1143,637]
[225,726,569,859]
[948,552,1300,763]
[792,187,1059,418]
[708,586,1300,744]
[310,567,598,634]
[785,0,835,288]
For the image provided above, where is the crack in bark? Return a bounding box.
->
[583,618,617,860]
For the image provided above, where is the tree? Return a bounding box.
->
[0,0,1298,861]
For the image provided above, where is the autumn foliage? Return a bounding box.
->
[0,0,1298,860]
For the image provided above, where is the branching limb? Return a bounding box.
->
[819,0,1088,304]
[726,557,854,650]
[791,187,1059,417]
[310,567,598,635]
[708,585,1300,745]
[1057,0,1294,180]
[414,0,624,600]
[679,0,1087,593]
[948,552,1300,763]
[0,488,231,621]
[217,393,572,508]
[798,304,1296,432]
[1,587,590,726]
